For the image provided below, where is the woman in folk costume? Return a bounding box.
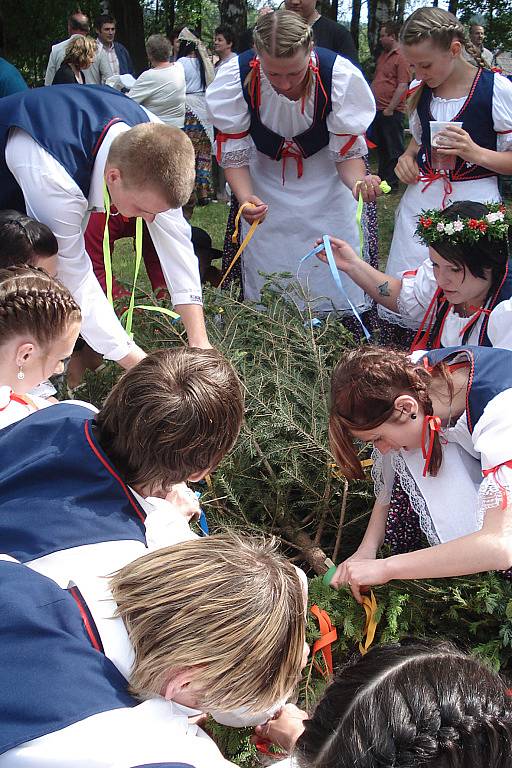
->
[177,27,215,205]
[328,345,512,603]
[318,201,512,352]
[380,7,512,331]
[206,9,381,316]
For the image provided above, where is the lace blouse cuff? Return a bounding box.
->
[213,135,255,168]
[329,134,367,163]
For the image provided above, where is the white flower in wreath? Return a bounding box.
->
[486,211,505,223]
[444,222,455,235]
[453,220,464,232]
[436,222,446,232]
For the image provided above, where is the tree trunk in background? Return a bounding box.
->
[108,0,147,74]
[218,0,247,39]
[395,0,406,24]
[351,0,361,51]
[448,0,458,14]
[367,0,395,55]
[318,0,335,19]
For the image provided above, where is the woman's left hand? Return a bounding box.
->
[352,174,383,203]
[436,125,481,164]
[331,557,391,603]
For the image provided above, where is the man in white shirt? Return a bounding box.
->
[45,11,112,85]
[463,22,494,67]
[0,86,210,366]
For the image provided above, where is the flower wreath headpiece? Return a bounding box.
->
[416,202,511,246]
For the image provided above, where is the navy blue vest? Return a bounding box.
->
[238,47,336,161]
[416,68,497,182]
[0,559,137,755]
[423,346,512,432]
[416,259,512,350]
[0,403,146,563]
[0,84,150,209]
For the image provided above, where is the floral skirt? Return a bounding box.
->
[183,109,212,202]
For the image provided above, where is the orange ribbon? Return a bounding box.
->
[421,414,442,477]
[359,590,378,656]
[310,604,337,678]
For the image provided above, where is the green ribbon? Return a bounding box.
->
[102,182,146,338]
[356,179,391,258]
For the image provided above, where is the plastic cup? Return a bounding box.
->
[429,121,463,171]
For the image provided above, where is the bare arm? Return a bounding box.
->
[336,156,382,202]
[338,502,512,603]
[175,303,210,348]
[385,82,408,113]
[317,237,402,312]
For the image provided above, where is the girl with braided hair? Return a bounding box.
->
[0,265,81,428]
[257,641,512,768]
[206,9,380,316]
[380,7,512,337]
[327,344,512,602]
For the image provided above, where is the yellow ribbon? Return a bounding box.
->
[102,182,144,338]
[359,590,378,656]
[218,202,262,288]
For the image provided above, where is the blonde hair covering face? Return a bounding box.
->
[110,534,306,711]
[253,9,313,59]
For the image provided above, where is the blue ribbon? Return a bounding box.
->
[195,491,209,536]
[298,235,371,341]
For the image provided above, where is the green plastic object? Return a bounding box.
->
[323,564,337,587]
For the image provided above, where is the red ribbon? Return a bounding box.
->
[482,460,512,510]
[215,130,250,162]
[459,305,492,339]
[0,390,29,412]
[248,58,261,110]
[280,140,304,184]
[418,168,453,208]
[421,415,442,477]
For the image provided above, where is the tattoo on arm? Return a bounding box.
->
[377,281,391,297]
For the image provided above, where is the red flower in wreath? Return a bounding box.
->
[477,221,488,232]
[420,216,433,228]
[468,219,480,230]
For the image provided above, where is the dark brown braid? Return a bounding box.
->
[0,265,81,347]
[329,346,452,479]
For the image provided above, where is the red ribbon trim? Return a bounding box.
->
[421,415,442,477]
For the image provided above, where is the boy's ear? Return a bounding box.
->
[162,667,199,701]
[104,165,122,185]
[187,469,210,483]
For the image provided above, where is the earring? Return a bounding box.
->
[410,413,417,420]
[17,366,25,381]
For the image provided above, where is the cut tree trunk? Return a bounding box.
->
[218,0,247,42]
[108,0,147,75]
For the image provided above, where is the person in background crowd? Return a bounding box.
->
[128,34,186,127]
[284,0,359,66]
[95,13,135,78]
[45,11,111,85]
[370,21,411,191]
[0,57,27,98]
[177,28,215,206]
[214,26,237,70]
[52,36,97,85]
[464,22,494,68]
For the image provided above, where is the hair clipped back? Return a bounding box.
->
[0,211,58,268]
[253,9,313,58]
[296,641,512,768]
[107,123,195,209]
[329,346,449,479]
[111,533,306,711]
[0,265,81,347]
[401,8,489,112]
[95,347,244,493]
